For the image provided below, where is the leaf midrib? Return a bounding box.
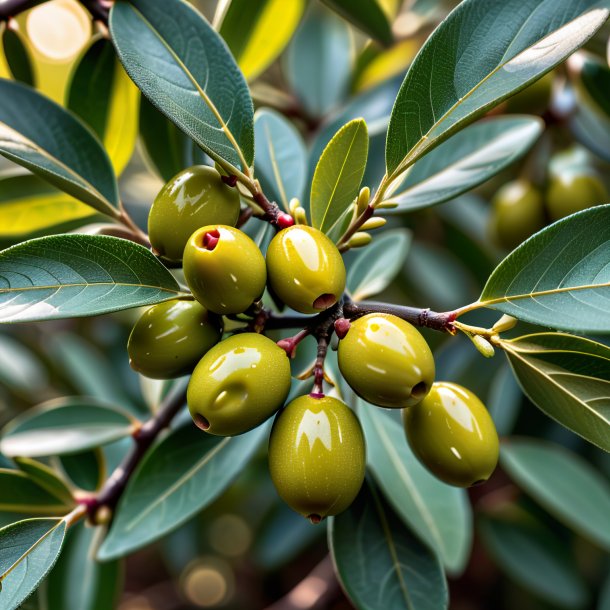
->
[0,282,182,294]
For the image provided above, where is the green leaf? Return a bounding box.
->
[254,108,307,212]
[479,514,589,609]
[311,119,368,235]
[139,98,208,182]
[46,522,122,610]
[110,0,254,170]
[477,205,610,334]
[218,0,305,81]
[0,398,135,458]
[502,333,610,452]
[0,518,67,610]
[0,470,71,515]
[97,422,268,560]
[321,0,393,46]
[67,38,140,176]
[600,571,610,610]
[487,364,522,436]
[347,229,412,301]
[385,0,610,180]
[0,79,119,217]
[501,438,610,550]
[329,479,448,610]
[0,333,47,395]
[13,458,74,507]
[387,116,543,211]
[58,450,105,492]
[358,405,471,574]
[285,4,352,118]
[2,27,34,86]
[0,234,182,323]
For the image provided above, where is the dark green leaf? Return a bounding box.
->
[57,450,105,492]
[46,522,122,610]
[2,27,34,86]
[387,117,542,211]
[311,119,368,235]
[110,0,254,170]
[479,514,589,609]
[487,364,522,436]
[0,79,118,216]
[347,229,411,301]
[254,108,307,212]
[0,234,182,323]
[0,518,67,610]
[97,422,268,560]
[501,438,610,550]
[13,458,74,506]
[477,205,610,334]
[386,0,610,179]
[321,0,393,46]
[0,398,135,458]
[502,333,610,452]
[329,479,448,610]
[600,571,610,610]
[0,470,72,515]
[358,405,471,574]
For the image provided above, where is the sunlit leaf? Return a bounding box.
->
[0,470,72,515]
[321,0,393,46]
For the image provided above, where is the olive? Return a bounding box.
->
[148,165,240,261]
[488,179,545,250]
[266,225,346,314]
[403,381,499,487]
[187,333,292,436]
[127,299,222,379]
[183,225,267,315]
[546,172,608,221]
[268,394,365,522]
[337,313,434,408]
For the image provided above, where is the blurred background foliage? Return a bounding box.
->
[1,0,610,608]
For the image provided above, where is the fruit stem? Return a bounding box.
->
[277,328,311,358]
[311,334,329,396]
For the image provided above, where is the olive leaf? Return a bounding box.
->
[0,470,73,515]
[321,0,394,46]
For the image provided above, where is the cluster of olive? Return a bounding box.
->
[489,163,608,250]
[128,165,500,523]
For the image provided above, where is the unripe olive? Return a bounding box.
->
[268,394,365,522]
[337,313,434,408]
[403,382,499,487]
[183,225,267,315]
[488,180,545,250]
[546,172,608,221]
[127,299,222,379]
[187,333,292,436]
[266,225,346,314]
[148,166,240,261]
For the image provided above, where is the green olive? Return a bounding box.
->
[127,299,222,379]
[488,180,545,250]
[183,225,267,315]
[187,333,292,436]
[148,165,240,261]
[266,225,346,314]
[337,313,434,408]
[403,381,499,487]
[546,172,608,221]
[268,394,365,522]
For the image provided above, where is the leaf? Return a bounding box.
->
[487,364,522,436]
[0,398,135,458]
[347,229,412,301]
[329,479,448,610]
[58,450,105,492]
[0,79,119,217]
[285,4,352,118]
[97,422,268,560]
[218,0,305,81]
[476,205,610,334]
[358,405,471,574]
[14,458,74,507]
[2,26,34,86]
[479,514,589,609]
[0,174,96,238]
[501,438,610,550]
[110,0,254,170]
[67,38,140,176]
[311,119,368,235]
[502,333,610,452]
[386,116,543,211]
[253,108,307,212]
[0,333,47,395]
[45,523,122,610]
[600,571,610,610]
[385,0,610,180]
[321,0,393,46]
[0,518,67,610]
[0,234,182,323]
[0,470,72,515]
